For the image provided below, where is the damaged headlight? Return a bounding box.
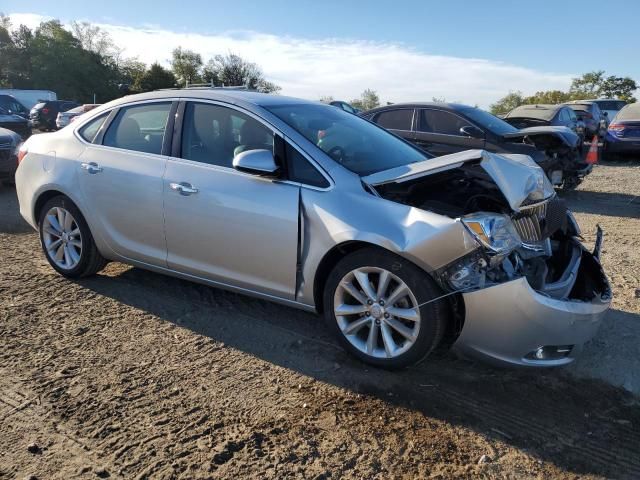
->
[461,213,522,255]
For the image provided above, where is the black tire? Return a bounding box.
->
[38,195,107,278]
[323,247,449,369]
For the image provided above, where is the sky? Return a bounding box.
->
[4,0,639,107]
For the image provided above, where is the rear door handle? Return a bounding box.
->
[80,162,103,174]
[170,182,199,196]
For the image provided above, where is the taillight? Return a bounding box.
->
[17,143,28,164]
[42,108,49,114]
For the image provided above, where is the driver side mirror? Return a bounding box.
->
[233,149,280,178]
[460,125,485,139]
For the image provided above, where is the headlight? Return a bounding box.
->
[461,213,521,254]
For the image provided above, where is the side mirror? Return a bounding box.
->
[460,125,484,139]
[232,149,279,177]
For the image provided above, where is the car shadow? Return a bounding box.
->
[562,188,640,219]
[77,265,640,479]
[0,185,32,234]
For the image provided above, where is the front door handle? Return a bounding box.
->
[80,162,103,174]
[170,182,199,196]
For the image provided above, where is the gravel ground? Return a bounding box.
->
[1,160,639,479]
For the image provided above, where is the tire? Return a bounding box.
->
[38,195,107,278]
[323,247,448,369]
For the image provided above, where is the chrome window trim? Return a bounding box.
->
[73,98,176,148]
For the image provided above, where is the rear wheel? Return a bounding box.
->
[38,196,107,278]
[323,248,448,369]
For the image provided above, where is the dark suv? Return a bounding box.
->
[30,100,80,131]
[563,100,607,139]
[0,95,29,119]
[363,102,591,189]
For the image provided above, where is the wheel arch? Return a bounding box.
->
[313,240,442,314]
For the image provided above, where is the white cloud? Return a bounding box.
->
[8,12,573,107]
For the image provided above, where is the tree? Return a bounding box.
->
[350,89,380,111]
[203,53,281,93]
[171,47,202,86]
[117,58,147,91]
[135,63,176,92]
[489,91,524,115]
[599,76,637,102]
[525,90,572,105]
[319,96,334,103]
[70,21,118,58]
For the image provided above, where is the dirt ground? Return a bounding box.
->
[1,160,639,479]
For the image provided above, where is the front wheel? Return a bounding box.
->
[38,196,107,278]
[323,248,449,369]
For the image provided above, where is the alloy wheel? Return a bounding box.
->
[333,267,421,359]
[42,206,83,270]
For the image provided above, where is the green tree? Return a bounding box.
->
[135,63,176,92]
[350,88,380,111]
[489,91,524,115]
[599,76,637,102]
[203,53,280,93]
[319,96,334,103]
[171,47,202,86]
[525,90,572,105]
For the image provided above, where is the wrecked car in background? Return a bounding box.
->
[363,102,592,190]
[15,90,610,369]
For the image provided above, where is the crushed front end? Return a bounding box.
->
[366,150,611,366]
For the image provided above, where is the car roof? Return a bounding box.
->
[105,89,313,109]
[506,104,564,120]
[615,102,640,121]
[364,102,473,115]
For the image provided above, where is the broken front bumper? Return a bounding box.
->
[452,245,611,367]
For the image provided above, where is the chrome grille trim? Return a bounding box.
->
[513,197,552,243]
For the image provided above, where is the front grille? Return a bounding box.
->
[512,197,567,244]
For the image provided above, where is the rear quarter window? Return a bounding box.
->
[374,109,414,131]
[78,113,109,143]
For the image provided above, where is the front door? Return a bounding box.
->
[415,108,485,156]
[162,101,300,299]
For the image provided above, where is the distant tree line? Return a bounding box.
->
[490,71,638,115]
[0,14,281,103]
[321,88,381,110]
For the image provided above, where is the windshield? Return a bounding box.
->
[596,100,626,111]
[460,107,518,135]
[266,103,431,175]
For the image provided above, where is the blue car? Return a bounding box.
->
[605,102,640,158]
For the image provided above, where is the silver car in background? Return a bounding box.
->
[15,90,611,368]
[56,104,101,129]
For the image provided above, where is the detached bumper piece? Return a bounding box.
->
[452,230,611,367]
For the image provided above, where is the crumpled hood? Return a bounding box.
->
[503,125,579,148]
[362,149,555,212]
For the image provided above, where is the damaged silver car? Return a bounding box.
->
[15,90,611,369]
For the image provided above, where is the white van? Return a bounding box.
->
[0,89,57,109]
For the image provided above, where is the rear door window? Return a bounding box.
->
[420,109,468,135]
[78,113,109,143]
[103,102,171,155]
[374,109,413,131]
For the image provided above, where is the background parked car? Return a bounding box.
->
[563,100,607,139]
[0,126,22,186]
[605,102,640,158]
[0,94,30,119]
[503,104,585,141]
[30,100,80,131]
[592,99,627,121]
[56,104,101,129]
[0,106,32,139]
[329,100,362,115]
[0,89,57,109]
[363,102,590,189]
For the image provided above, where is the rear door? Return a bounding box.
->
[162,100,300,299]
[415,108,485,156]
[76,100,174,266]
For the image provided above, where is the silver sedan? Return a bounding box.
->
[15,90,611,368]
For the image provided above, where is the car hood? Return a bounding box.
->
[362,149,554,212]
[503,125,579,147]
